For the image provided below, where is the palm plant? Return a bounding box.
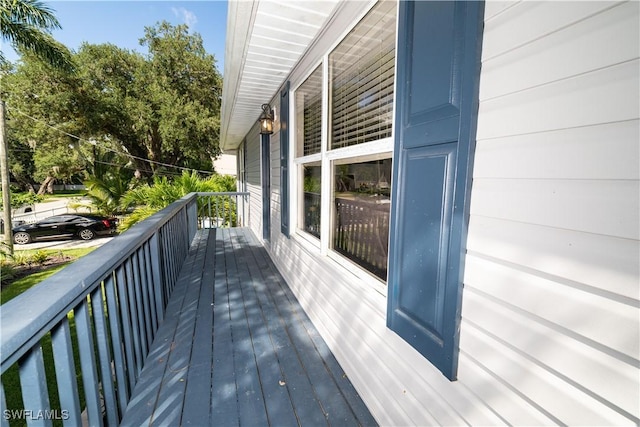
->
[0,0,73,71]
[84,172,133,216]
[118,171,237,232]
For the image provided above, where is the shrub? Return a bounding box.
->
[31,250,49,265]
[10,251,32,267]
[1,262,17,285]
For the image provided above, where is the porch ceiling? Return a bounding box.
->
[220,0,339,152]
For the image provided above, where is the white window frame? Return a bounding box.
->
[291,0,397,292]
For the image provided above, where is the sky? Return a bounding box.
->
[3,0,228,72]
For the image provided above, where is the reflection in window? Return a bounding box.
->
[333,158,392,280]
[302,164,322,238]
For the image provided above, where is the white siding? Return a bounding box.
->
[244,126,262,239]
[241,1,640,425]
[463,1,640,425]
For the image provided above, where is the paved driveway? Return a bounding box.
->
[13,236,115,251]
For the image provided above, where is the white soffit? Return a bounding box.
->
[221,0,339,151]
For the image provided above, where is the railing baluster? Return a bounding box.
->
[164,225,173,301]
[215,196,220,227]
[124,258,145,378]
[104,273,129,415]
[90,286,119,426]
[0,381,9,427]
[115,265,137,389]
[149,233,165,323]
[167,220,176,287]
[74,301,103,427]
[143,242,158,333]
[208,197,212,228]
[19,343,52,427]
[51,318,82,427]
[134,250,153,348]
[165,222,175,290]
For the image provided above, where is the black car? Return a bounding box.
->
[12,214,118,245]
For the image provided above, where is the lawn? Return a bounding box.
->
[1,247,94,427]
[1,248,95,302]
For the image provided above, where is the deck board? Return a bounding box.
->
[121,228,377,426]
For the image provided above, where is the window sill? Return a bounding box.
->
[290,230,388,298]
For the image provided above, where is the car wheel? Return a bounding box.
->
[78,229,95,240]
[13,232,32,245]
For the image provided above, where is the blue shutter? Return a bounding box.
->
[386,1,484,380]
[280,81,290,237]
[261,133,271,241]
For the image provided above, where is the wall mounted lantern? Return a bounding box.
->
[258,103,274,135]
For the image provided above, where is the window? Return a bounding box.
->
[293,1,397,282]
[302,163,321,238]
[330,1,396,150]
[296,65,323,240]
[333,157,392,280]
[296,66,323,157]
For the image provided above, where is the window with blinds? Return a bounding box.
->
[330,1,397,150]
[295,65,323,157]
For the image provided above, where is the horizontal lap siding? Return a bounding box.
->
[462,1,639,426]
[243,1,639,425]
[245,127,262,238]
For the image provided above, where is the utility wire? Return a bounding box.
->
[8,105,216,175]
[92,159,183,177]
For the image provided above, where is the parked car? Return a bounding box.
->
[12,214,118,245]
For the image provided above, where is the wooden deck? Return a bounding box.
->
[120,227,377,426]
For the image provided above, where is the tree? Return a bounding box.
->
[75,22,223,175]
[1,53,88,192]
[1,21,223,190]
[1,0,72,252]
[0,0,73,71]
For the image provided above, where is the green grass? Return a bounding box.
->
[1,248,94,426]
[43,190,86,198]
[1,248,95,304]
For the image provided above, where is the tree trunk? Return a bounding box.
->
[37,176,55,195]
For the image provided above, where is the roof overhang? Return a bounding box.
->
[220,0,339,152]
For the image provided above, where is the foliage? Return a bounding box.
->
[7,137,36,191]
[30,249,48,264]
[304,175,321,193]
[0,0,73,71]
[0,262,17,283]
[118,171,235,232]
[2,20,223,190]
[0,247,93,295]
[73,21,222,175]
[0,190,42,210]
[1,52,90,187]
[4,248,47,268]
[116,205,157,233]
[82,151,138,216]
